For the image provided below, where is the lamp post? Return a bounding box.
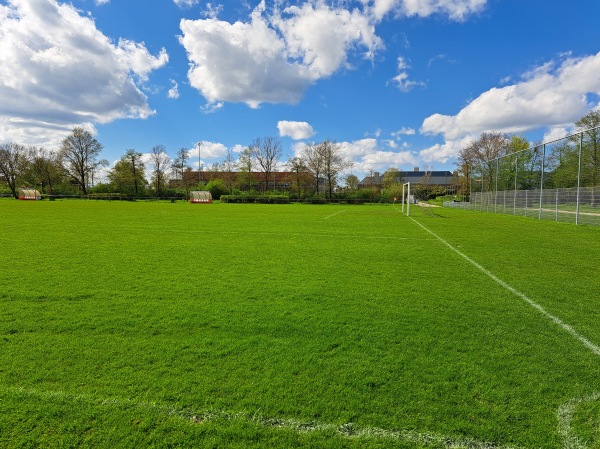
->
[197,142,203,186]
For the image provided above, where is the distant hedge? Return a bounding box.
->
[220,195,290,204]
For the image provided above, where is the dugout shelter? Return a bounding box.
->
[190,191,212,204]
[18,189,41,200]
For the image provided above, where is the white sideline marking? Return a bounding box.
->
[408,216,600,357]
[2,386,521,449]
[323,209,347,220]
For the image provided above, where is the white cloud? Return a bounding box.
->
[423,52,600,140]
[202,3,223,19]
[168,80,180,99]
[366,0,488,21]
[278,120,315,140]
[543,126,574,143]
[200,102,224,114]
[0,0,168,146]
[95,0,109,5]
[179,7,312,108]
[189,141,228,160]
[391,127,416,137]
[173,0,200,7]
[390,56,424,92]
[273,2,382,77]
[419,51,600,163]
[179,1,382,108]
[419,136,470,164]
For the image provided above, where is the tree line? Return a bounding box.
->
[0,128,359,200]
[8,111,594,203]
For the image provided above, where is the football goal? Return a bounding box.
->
[401,182,411,216]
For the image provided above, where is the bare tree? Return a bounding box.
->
[171,147,190,193]
[59,127,107,195]
[318,140,349,199]
[222,147,237,193]
[458,132,509,192]
[285,156,309,199]
[250,136,282,192]
[302,142,324,195]
[124,149,145,195]
[149,144,171,195]
[0,142,29,198]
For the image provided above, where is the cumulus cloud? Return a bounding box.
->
[179,1,382,108]
[0,0,168,146]
[278,120,315,140]
[189,141,229,160]
[179,6,312,108]
[366,0,488,21]
[419,51,600,163]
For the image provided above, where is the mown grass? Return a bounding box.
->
[1,200,599,448]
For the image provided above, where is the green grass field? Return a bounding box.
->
[1,200,600,448]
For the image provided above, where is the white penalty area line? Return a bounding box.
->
[557,391,600,449]
[190,229,435,241]
[2,386,521,449]
[323,209,347,220]
[408,216,600,358]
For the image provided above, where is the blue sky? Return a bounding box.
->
[1,0,600,180]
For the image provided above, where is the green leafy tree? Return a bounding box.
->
[26,147,64,194]
[345,173,359,191]
[382,168,403,188]
[237,147,255,191]
[575,110,600,187]
[108,151,146,195]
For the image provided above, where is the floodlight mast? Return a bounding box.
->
[197,142,203,185]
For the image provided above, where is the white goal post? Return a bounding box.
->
[401,182,411,216]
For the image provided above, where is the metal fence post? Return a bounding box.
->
[555,189,559,222]
[576,132,583,225]
[539,144,545,220]
[495,158,499,213]
[514,153,518,215]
